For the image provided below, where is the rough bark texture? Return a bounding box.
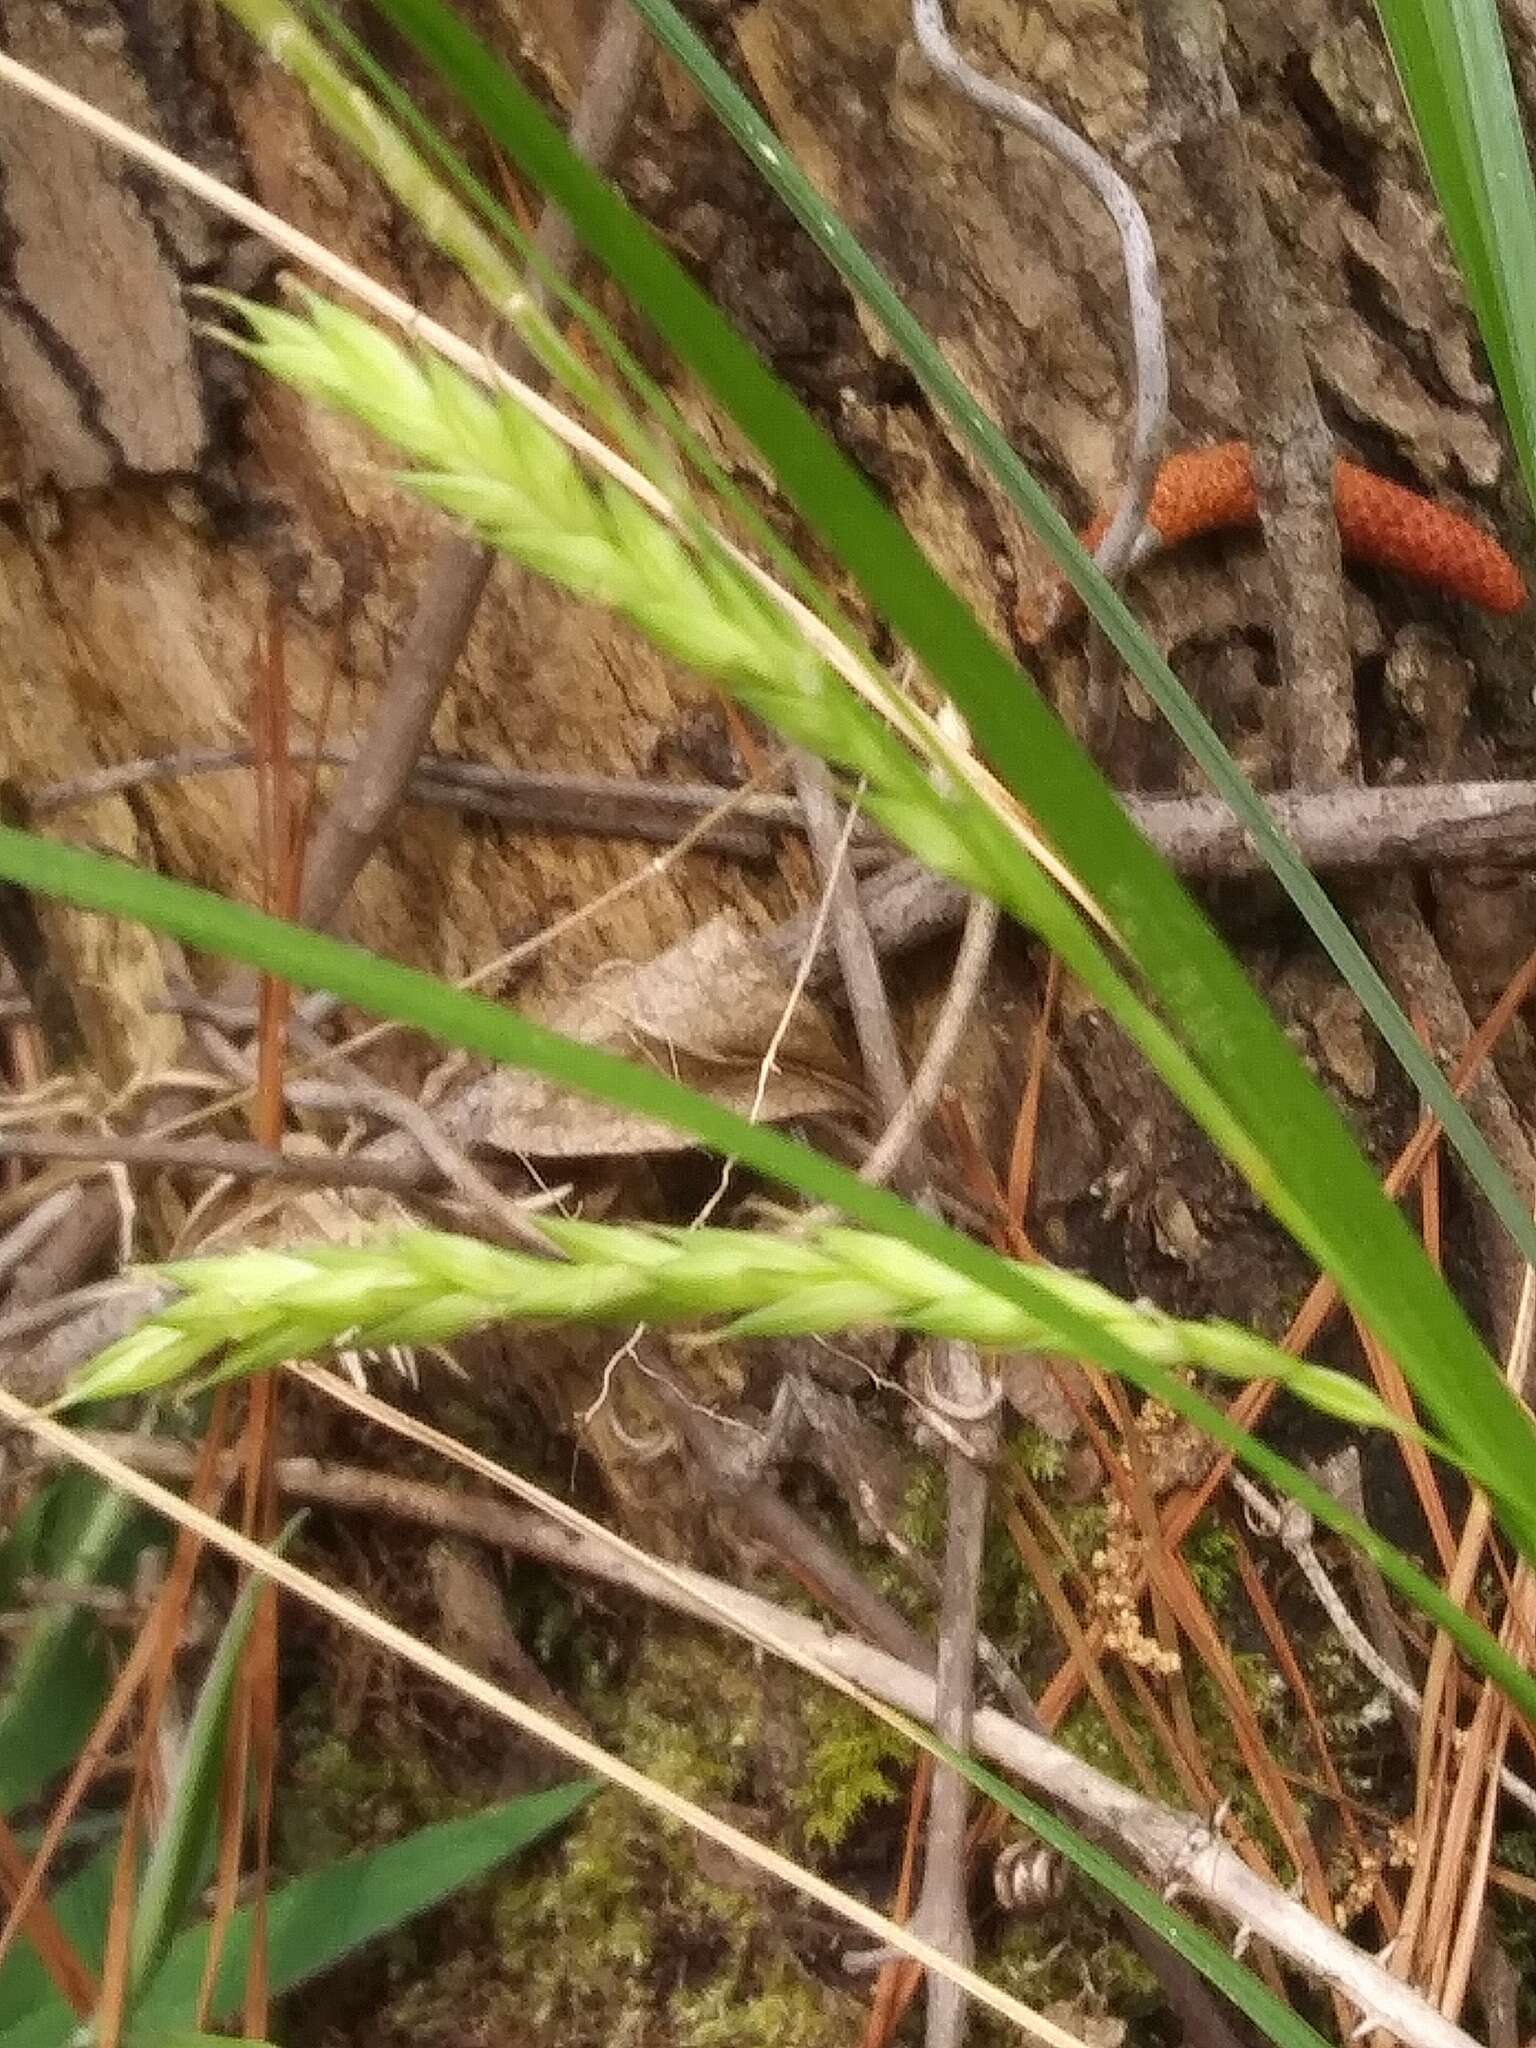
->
[5,0,1528,1137]
[0,0,805,1070]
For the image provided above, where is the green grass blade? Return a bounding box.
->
[0,1845,114,2037]
[0,1789,587,2046]
[0,1484,55,1616]
[5,825,1536,1709]
[129,1519,303,1995]
[1373,0,1536,509]
[0,2001,70,2047]
[349,0,1536,1535]
[0,1478,142,1815]
[136,1784,592,2029]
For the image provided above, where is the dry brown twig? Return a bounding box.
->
[8,1393,1485,2048]
[29,748,1536,877]
[296,0,650,934]
[1140,0,1356,788]
[897,2,1170,2030]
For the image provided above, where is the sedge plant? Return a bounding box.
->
[0,1473,591,2048]
[3,4,1536,2039]
[6,0,1527,1539]
[193,0,1536,1531]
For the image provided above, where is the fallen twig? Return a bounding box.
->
[296,0,650,932]
[28,749,1536,875]
[0,1129,439,1199]
[12,1415,1487,2048]
[1141,0,1356,787]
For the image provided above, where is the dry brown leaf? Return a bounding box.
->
[436,910,861,1158]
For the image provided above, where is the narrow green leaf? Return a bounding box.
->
[0,1998,70,2048]
[1373,0,1536,513]
[129,1520,304,1995]
[0,1844,114,2038]
[0,1478,142,1815]
[347,0,1536,1580]
[134,1784,592,2029]
[0,1484,56,1616]
[4,828,1536,1719]
[0,1792,588,2048]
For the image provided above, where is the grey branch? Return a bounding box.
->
[0,1128,445,1199]
[23,1426,1486,2048]
[33,748,1536,877]
[1140,0,1356,788]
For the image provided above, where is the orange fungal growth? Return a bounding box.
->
[1331,455,1526,615]
[1065,439,1525,625]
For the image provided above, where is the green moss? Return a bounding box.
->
[1183,1518,1239,1608]
[1288,1634,1401,1800]
[872,1457,1049,1653]
[1006,1423,1067,1488]
[897,1459,947,1551]
[494,1785,656,2001]
[599,1634,761,1800]
[1058,1694,1140,1783]
[1058,1498,1108,1568]
[491,1628,838,2043]
[279,1699,461,1873]
[792,1688,908,1849]
[274,1697,488,2038]
[982,1887,1160,2044]
[672,1959,858,2048]
[987,1909,1084,2011]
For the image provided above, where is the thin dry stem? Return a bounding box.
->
[0,1385,1095,2048]
[0,51,1103,939]
[297,0,649,931]
[12,1379,1483,2048]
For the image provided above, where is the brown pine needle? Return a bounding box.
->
[1007,953,1061,1230]
[859,1757,933,2048]
[0,1813,95,2014]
